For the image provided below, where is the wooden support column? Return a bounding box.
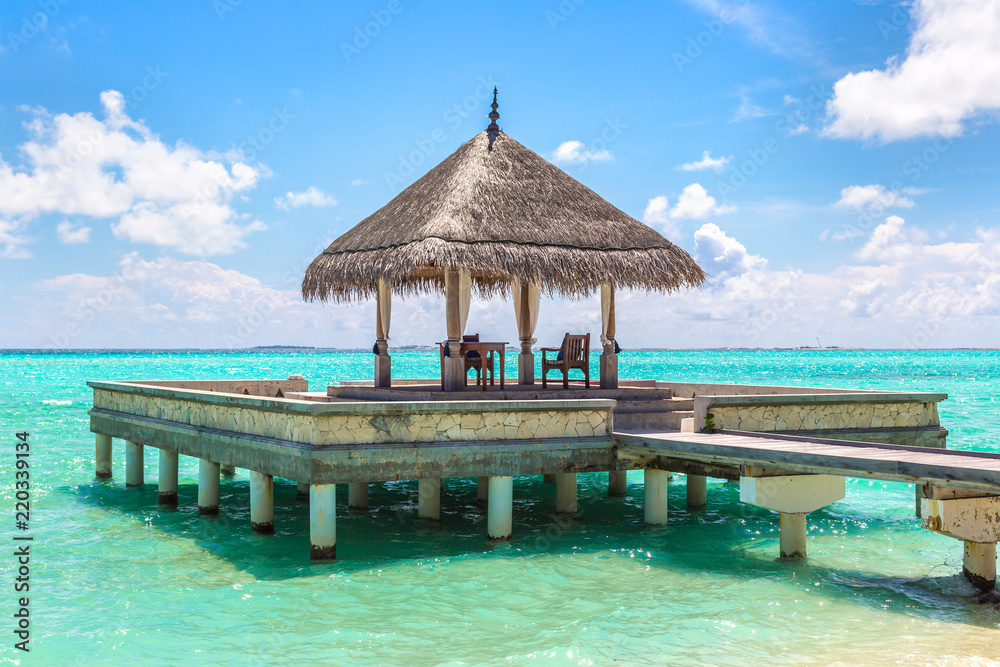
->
[687,475,707,508]
[556,473,578,514]
[442,268,465,392]
[600,283,618,389]
[375,278,392,388]
[419,478,441,520]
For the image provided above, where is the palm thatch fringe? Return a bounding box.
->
[302,130,705,303]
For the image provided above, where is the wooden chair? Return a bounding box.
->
[437,335,494,389]
[541,333,590,389]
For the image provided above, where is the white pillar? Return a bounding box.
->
[477,476,489,501]
[310,484,337,560]
[221,464,236,477]
[514,279,539,385]
[250,471,274,533]
[158,450,178,505]
[348,482,369,511]
[600,283,618,390]
[608,471,627,496]
[198,459,221,515]
[375,278,392,388]
[419,478,441,520]
[779,512,807,559]
[487,476,513,540]
[125,441,144,487]
[964,542,997,591]
[644,469,668,526]
[687,475,707,508]
[556,473,578,514]
[297,482,309,499]
[95,434,112,479]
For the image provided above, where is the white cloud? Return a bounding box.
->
[693,222,766,278]
[350,179,372,187]
[824,0,1000,142]
[678,150,731,172]
[274,186,338,210]
[550,140,612,165]
[731,96,767,122]
[642,184,735,238]
[835,184,916,210]
[0,219,32,259]
[671,183,737,221]
[0,91,266,256]
[56,220,91,244]
[856,215,926,262]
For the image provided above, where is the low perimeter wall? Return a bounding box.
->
[692,391,948,448]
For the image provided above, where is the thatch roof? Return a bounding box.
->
[303,129,705,302]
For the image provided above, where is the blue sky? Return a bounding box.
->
[1,0,999,349]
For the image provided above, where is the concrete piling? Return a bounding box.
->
[556,473,578,514]
[963,541,997,591]
[542,473,556,483]
[487,475,513,540]
[197,459,221,515]
[687,474,707,508]
[125,441,144,487]
[477,476,489,501]
[158,450,178,505]
[250,471,275,533]
[779,512,807,559]
[95,434,112,479]
[418,478,442,520]
[608,470,628,496]
[348,482,369,511]
[309,484,337,560]
[644,469,669,526]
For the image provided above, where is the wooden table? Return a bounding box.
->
[460,341,508,390]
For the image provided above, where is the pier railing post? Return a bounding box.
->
[250,471,275,533]
[158,450,178,505]
[487,476,513,540]
[125,441,144,487]
[95,434,113,479]
[198,459,221,515]
[644,469,669,525]
[310,484,337,560]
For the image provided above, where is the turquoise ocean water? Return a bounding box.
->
[2,349,1000,665]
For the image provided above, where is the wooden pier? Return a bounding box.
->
[87,376,1000,592]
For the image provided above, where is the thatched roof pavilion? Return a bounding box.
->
[303,90,704,390]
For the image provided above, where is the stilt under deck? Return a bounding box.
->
[87,376,1000,594]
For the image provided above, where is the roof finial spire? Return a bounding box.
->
[487,87,500,149]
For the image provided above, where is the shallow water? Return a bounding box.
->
[2,349,1000,665]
